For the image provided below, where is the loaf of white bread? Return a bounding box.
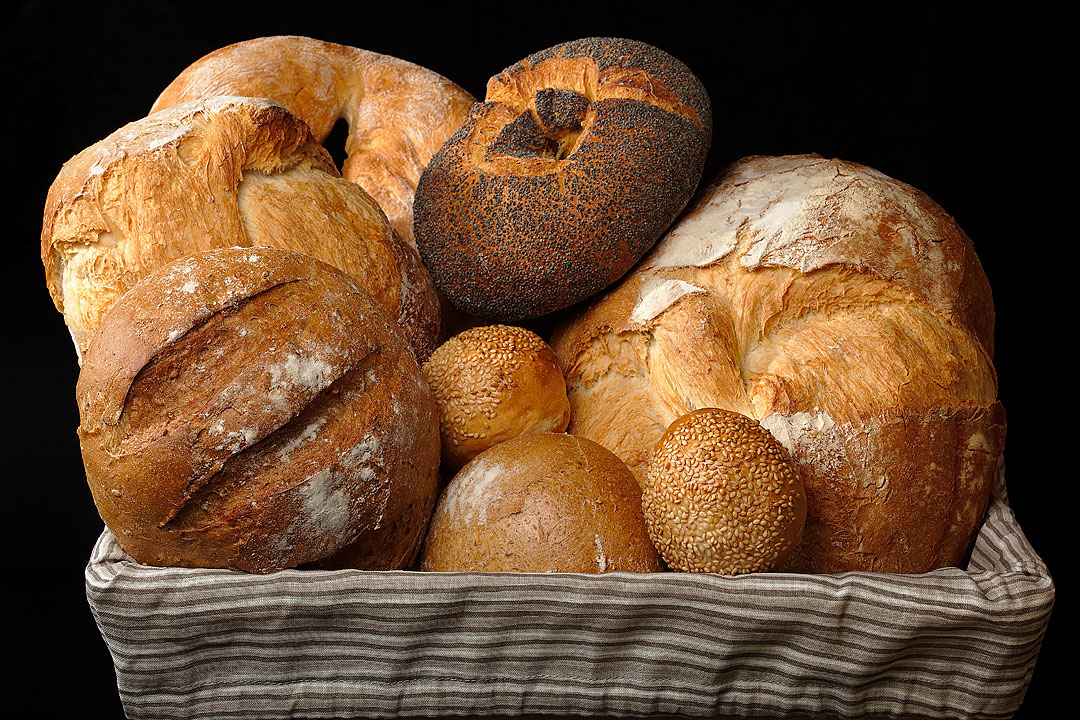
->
[552,154,1006,574]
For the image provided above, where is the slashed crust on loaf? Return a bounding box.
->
[76,247,441,573]
[41,96,440,362]
[151,35,476,248]
[551,154,1006,574]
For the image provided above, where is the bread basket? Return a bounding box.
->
[85,457,1053,720]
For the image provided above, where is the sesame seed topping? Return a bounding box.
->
[641,408,806,575]
[421,324,569,466]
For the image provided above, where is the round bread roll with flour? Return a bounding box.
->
[41,96,440,363]
[76,246,441,573]
[421,324,571,469]
[420,433,661,573]
[553,154,1007,574]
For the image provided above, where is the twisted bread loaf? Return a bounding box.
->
[41,96,440,361]
[552,154,1006,574]
[151,35,476,248]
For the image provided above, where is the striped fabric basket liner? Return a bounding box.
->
[85,460,1054,720]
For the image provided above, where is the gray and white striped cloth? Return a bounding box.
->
[85,461,1054,720]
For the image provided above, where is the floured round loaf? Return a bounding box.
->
[76,246,441,573]
[151,35,476,249]
[552,154,1006,574]
[414,37,711,321]
[41,96,440,362]
[420,433,662,573]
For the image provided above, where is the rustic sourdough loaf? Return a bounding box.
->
[41,96,440,362]
[552,154,1006,574]
[76,246,441,573]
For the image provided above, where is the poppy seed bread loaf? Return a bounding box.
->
[414,37,711,322]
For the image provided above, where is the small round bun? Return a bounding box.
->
[420,433,662,573]
[76,246,441,573]
[422,324,570,468]
[414,36,711,321]
[642,409,806,574]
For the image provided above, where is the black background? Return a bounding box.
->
[2,2,1065,718]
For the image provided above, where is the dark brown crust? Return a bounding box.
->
[414,37,711,321]
[780,403,1006,573]
[77,247,440,573]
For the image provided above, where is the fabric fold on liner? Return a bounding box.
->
[85,461,1054,720]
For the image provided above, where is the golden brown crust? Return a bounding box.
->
[150,35,476,249]
[420,433,662,573]
[551,154,1005,574]
[422,324,571,468]
[41,97,440,362]
[76,247,440,573]
[414,37,711,321]
[642,409,806,574]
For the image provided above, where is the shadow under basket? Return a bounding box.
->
[85,458,1054,720]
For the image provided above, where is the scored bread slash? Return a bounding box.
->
[76,246,440,574]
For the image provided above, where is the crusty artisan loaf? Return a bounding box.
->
[420,433,662,573]
[151,35,476,249]
[422,324,571,469]
[76,246,441,573]
[41,96,440,362]
[552,154,1006,574]
[414,37,711,322]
